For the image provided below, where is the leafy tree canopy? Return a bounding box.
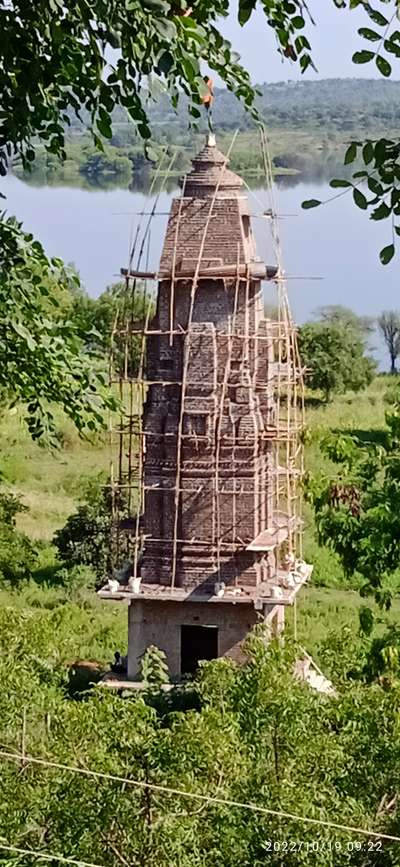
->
[1,0,400,268]
[0,0,318,172]
[69,280,154,376]
[315,305,375,338]
[0,216,116,442]
[299,319,376,402]
[3,621,400,864]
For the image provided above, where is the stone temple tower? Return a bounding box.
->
[100,136,310,681]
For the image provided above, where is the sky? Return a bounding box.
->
[221,1,390,83]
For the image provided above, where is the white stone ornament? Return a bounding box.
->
[128,576,141,594]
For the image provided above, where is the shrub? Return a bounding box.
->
[53,475,130,580]
[53,484,112,579]
[0,488,37,584]
[53,564,97,595]
[140,645,169,687]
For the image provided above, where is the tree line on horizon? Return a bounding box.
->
[65,78,400,142]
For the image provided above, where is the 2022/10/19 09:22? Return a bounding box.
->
[262,840,383,853]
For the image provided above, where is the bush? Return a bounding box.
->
[53,564,97,595]
[53,482,112,579]
[0,488,37,584]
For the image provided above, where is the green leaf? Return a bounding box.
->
[292,16,305,28]
[156,18,177,40]
[367,177,384,196]
[96,117,112,139]
[238,0,257,25]
[329,179,352,188]
[12,321,36,349]
[380,243,395,265]
[180,51,199,82]
[353,188,368,209]
[384,38,400,57]
[295,34,311,52]
[137,123,151,140]
[352,50,374,64]
[145,145,160,162]
[366,8,389,26]
[157,51,174,75]
[395,226,400,236]
[362,142,374,164]
[300,54,312,72]
[358,27,381,41]
[301,199,322,210]
[178,17,202,31]
[374,139,387,165]
[143,0,169,11]
[344,143,357,164]
[376,55,392,77]
[370,201,391,220]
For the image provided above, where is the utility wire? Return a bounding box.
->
[1,750,400,844]
[0,841,105,867]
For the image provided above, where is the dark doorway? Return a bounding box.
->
[180,625,219,675]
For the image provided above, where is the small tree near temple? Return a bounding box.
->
[0,217,116,443]
[298,320,376,402]
[69,281,154,378]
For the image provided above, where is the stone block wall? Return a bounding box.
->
[127,598,265,680]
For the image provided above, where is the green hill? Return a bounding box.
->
[19,79,400,186]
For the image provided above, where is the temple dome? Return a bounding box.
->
[181,135,243,198]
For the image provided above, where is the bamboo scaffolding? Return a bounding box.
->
[108,124,305,596]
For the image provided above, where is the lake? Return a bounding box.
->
[2,170,398,365]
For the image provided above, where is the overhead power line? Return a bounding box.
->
[0,841,105,867]
[1,749,400,844]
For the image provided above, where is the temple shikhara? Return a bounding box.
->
[99,134,312,681]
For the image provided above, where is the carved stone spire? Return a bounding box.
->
[181,135,243,199]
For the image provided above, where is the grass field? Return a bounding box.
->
[0,407,110,539]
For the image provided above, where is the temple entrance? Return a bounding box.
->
[180,625,219,675]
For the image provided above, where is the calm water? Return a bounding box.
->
[2,172,398,361]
